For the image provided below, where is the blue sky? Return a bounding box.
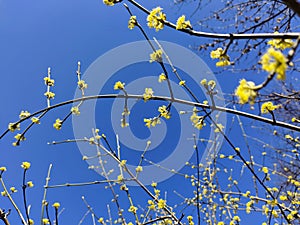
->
[0,1,283,224]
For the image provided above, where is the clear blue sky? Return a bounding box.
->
[0,1,275,224]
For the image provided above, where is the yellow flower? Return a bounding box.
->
[151,182,157,188]
[78,80,88,89]
[44,77,54,86]
[150,49,163,63]
[147,7,166,31]
[261,101,279,114]
[10,187,17,193]
[120,118,129,128]
[158,105,171,119]
[19,110,31,119]
[98,217,104,223]
[29,219,34,225]
[261,47,287,80]
[27,181,34,188]
[1,191,7,197]
[268,38,294,50]
[8,122,20,132]
[44,91,55,99]
[157,199,166,209]
[176,15,192,30]
[143,88,154,101]
[0,167,7,172]
[135,166,143,173]
[200,79,207,86]
[128,205,137,213]
[190,108,206,130]
[128,16,137,30]
[21,161,31,170]
[179,80,186,86]
[31,117,40,124]
[158,73,166,82]
[262,167,269,174]
[52,202,60,209]
[42,218,50,224]
[210,48,231,67]
[114,81,125,90]
[53,118,62,130]
[103,0,117,6]
[71,106,80,115]
[235,79,257,104]
[144,118,161,128]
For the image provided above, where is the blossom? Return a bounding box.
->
[114,81,125,90]
[261,101,279,114]
[29,219,34,225]
[157,199,166,209]
[27,181,34,188]
[179,80,186,86]
[135,166,143,173]
[210,48,231,67]
[144,117,161,128]
[268,38,294,50]
[53,118,62,130]
[262,167,269,174]
[128,16,137,30]
[147,7,166,31]
[77,80,88,89]
[176,15,192,30]
[14,133,26,141]
[150,49,163,63]
[44,91,55,99]
[42,218,50,224]
[0,167,6,172]
[44,77,54,86]
[190,108,206,130]
[8,122,20,132]
[158,105,171,119]
[214,123,224,133]
[128,205,137,213]
[10,187,17,193]
[19,110,31,119]
[98,217,104,223]
[1,191,7,197]
[52,202,60,209]
[71,106,80,115]
[158,73,167,82]
[103,0,117,6]
[31,117,40,124]
[235,79,257,104]
[143,88,154,101]
[21,161,31,170]
[261,47,287,80]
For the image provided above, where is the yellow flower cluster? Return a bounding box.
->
[114,81,125,90]
[147,7,166,31]
[176,15,192,30]
[44,91,55,99]
[261,101,279,114]
[144,117,161,128]
[261,47,287,80]
[210,48,231,67]
[190,107,206,130]
[234,79,257,104]
[128,16,137,30]
[71,106,80,115]
[19,110,31,119]
[158,73,166,82]
[128,205,138,213]
[143,88,154,101]
[8,122,20,132]
[268,38,294,50]
[21,161,31,170]
[44,77,54,86]
[78,80,88,90]
[53,118,62,130]
[158,105,171,119]
[150,49,163,63]
[103,0,117,6]
[157,199,166,209]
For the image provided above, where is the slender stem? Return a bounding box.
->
[22,169,30,223]
[41,164,52,225]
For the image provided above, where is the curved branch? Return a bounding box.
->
[127,0,300,39]
[283,0,300,17]
[1,94,299,140]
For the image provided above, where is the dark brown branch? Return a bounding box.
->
[282,0,300,17]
